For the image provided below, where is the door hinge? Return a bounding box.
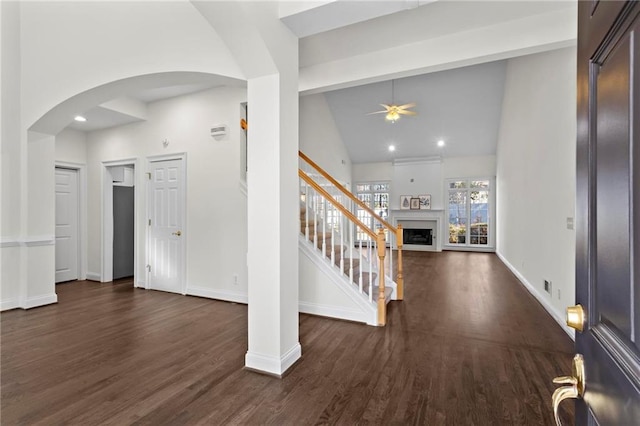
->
[146,172,151,180]
[148,219,151,226]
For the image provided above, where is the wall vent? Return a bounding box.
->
[211,124,227,138]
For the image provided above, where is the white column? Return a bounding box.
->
[245,70,300,376]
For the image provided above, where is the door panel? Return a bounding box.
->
[148,159,184,294]
[55,168,79,283]
[575,2,640,424]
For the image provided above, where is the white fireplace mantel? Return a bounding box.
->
[390,209,444,252]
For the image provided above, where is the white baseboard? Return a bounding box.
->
[22,293,58,309]
[496,250,575,341]
[135,279,146,289]
[245,343,302,377]
[86,272,101,281]
[186,286,248,304]
[299,301,370,325]
[1,298,20,311]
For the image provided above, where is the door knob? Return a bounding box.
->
[566,304,585,332]
[552,354,585,426]
[172,230,182,236]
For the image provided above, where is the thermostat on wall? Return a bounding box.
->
[211,124,227,138]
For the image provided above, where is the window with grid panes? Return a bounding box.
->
[355,182,390,241]
[447,178,491,247]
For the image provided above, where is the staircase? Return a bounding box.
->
[298,151,404,326]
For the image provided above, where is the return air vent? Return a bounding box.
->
[211,124,227,138]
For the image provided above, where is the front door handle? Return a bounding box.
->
[552,354,585,426]
[172,230,182,236]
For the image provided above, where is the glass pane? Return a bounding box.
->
[449,181,466,189]
[449,190,467,244]
[470,190,489,245]
[356,184,370,192]
[372,183,390,191]
[470,180,490,189]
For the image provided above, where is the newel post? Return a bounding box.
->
[396,224,404,300]
[376,228,386,326]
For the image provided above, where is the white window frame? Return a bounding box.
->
[444,177,496,251]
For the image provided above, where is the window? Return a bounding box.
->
[447,178,493,248]
[355,182,390,241]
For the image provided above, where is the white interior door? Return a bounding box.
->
[55,168,79,283]
[148,159,185,294]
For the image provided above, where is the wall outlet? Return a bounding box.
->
[544,280,552,294]
[566,217,574,230]
[233,274,239,285]
[557,289,561,300]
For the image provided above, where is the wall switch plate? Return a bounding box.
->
[566,217,574,230]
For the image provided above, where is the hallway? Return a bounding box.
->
[0,251,574,425]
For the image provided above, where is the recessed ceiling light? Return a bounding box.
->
[74,115,87,122]
[388,145,396,152]
[437,140,445,147]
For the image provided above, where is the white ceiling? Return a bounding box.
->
[323,60,507,163]
[61,0,576,168]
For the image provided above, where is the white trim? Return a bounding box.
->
[1,298,20,311]
[496,250,575,341]
[102,158,139,283]
[22,293,58,309]
[0,238,20,248]
[299,301,368,324]
[22,236,55,247]
[443,245,495,253]
[135,279,146,288]
[86,272,101,281]
[146,153,187,295]
[0,237,55,247]
[245,343,302,377]
[186,285,248,304]
[393,156,442,166]
[55,161,88,280]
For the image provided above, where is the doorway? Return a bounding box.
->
[112,166,135,279]
[102,160,137,284]
[147,154,186,294]
[55,167,79,283]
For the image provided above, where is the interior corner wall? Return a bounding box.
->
[495,46,576,330]
[299,93,352,186]
[55,128,87,164]
[1,0,22,309]
[85,86,248,301]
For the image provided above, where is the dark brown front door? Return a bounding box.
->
[572,1,640,424]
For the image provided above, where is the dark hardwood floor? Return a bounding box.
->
[1,252,574,425]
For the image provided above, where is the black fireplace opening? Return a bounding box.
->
[404,228,433,245]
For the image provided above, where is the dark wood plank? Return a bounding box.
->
[1,252,574,425]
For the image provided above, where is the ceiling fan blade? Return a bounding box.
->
[397,102,416,109]
[366,110,388,115]
[379,104,392,110]
[398,110,417,116]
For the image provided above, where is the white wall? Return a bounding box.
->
[20,1,243,132]
[443,155,496,178]
[1,1,22,309]
[55,128,87,164]
[86,86,248,301]
[299,93,352,185]
[352,155,496,210]
[496,47,576,334]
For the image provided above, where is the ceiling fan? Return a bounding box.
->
[368,80,417,123]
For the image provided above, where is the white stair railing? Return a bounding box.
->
[300,169,387,324]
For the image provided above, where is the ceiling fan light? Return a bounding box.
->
[385,110,400,122]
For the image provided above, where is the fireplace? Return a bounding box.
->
[404,228,433,246]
